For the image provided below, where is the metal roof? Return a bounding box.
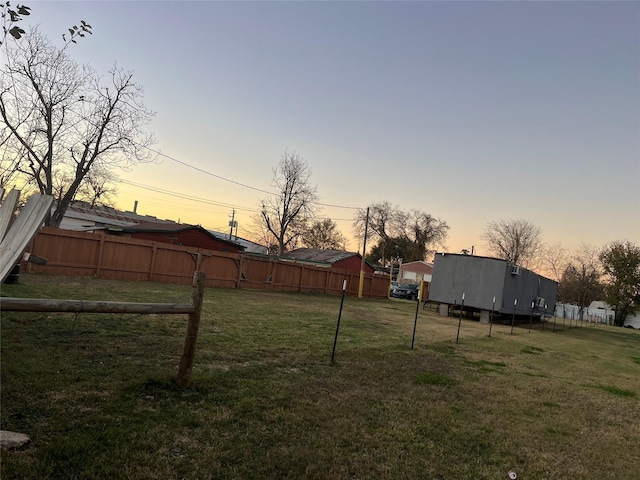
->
[401,260,434,268]
[111,223,245,250]
[62,201,175,227]
[207,230,269,254]
[116,222,197,233]
[282,248,359,265]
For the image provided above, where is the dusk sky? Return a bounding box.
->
[23,1,640,255]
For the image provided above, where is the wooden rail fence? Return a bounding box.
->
[1,271,206,387]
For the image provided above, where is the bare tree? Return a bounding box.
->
[401,209,448,260]
[0,28,154,226]
[258,151,318,255]
[301,218,346,250]
[50,165,118,208]
[353,201,401,244]
[558,244,602,320]
[249,220,280,256]
[75,166,118,208]
[0,135,32,191]
[481,218,543,267]
[353,201,405,264]
[353,202,448,264]
[539,242,570,283]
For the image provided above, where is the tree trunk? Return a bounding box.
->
[48,176,84,227]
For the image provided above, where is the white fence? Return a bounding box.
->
[554,303,640,328]
[554,303,615,325]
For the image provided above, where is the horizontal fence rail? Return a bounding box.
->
[2,271,207,388]
[0,298,195,314]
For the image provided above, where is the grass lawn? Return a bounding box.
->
[1,273,639,479]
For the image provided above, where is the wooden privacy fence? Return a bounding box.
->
[24,227,390,298]
[1,271,206,387]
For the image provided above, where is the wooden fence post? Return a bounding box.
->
[298,264,303,292]
[237,254,243,289]
[149,243,158,282]
[96,232,105,277]
[176,271,206,387]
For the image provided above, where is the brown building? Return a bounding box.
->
[110,222,244,253]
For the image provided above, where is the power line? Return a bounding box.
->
[142,145,360,211]
[121,179,360,225]
[144,146,274,196]
[120,179,260,214]
[5,80,360,210]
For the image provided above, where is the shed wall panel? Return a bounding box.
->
[429,254,558,315]
[501,268,536,315]
[501,269,558,315]
[429,255,506,310]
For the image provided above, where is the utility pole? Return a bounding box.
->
[228,209,236,240]
[358,207,370,299]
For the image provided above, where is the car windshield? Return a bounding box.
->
[401,284,418,290]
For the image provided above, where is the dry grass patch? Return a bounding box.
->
[2,274,639,479]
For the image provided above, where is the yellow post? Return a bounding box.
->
[357,207,370,299]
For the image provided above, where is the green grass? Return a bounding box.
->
[2,273,640,479]
[591,384,637,398]
[415,372,458,386]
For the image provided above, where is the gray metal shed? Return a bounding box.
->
[428,253,558,316]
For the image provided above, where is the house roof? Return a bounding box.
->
[111,222,245,250]
[281,248,376,270]
[63,209,135,228]
[208,230,269,254]
[435,252,556,283]
[401,260,434,268]
[282,248,359,264]
[60,202,262,252]
[115,222,200,233]
[61,201,175,229]
[437,252,508,263]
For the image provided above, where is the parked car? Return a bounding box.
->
[390,283,420,300]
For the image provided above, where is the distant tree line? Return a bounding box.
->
[481,218,639,327]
